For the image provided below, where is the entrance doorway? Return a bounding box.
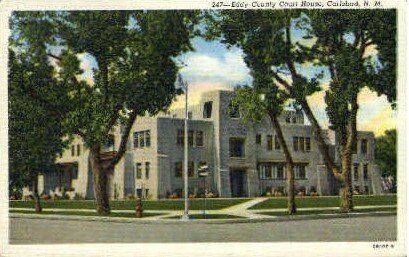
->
[230,169,247,197]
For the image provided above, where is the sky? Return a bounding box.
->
[77,36,396,137]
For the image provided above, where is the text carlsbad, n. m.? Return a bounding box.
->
[211,0,361,8]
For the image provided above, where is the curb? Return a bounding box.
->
[9,210,397,225]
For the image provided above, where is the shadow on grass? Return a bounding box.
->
[10,210,164,218]
[166,214,245,220]
[257,207,397,216]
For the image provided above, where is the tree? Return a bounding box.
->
[207,9,396,212]
[375,129,397,186]
[11,11,199,214]
[9,49,67,212]
[304,9,397,211]
[206,10,317,214]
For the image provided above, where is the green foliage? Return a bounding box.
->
[375,129,397,179]
[9,49,67,193]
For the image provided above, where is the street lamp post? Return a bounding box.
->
[179,75,190,221]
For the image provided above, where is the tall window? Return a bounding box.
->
[177,129,184,146]
[274,163,285,179]
[188,130,194,147]
[267,135,273,151]
[139,132,145,147]
[71,145,75,156]
[363,164,368,180]
[77,144,81,156]
[293,137,299,151]
[188,161,195,177]
[136,163,142,179]
[259,163,272,179]
[229,138,245,157]
[133,132,139,148]
[196,131,204,147]
[174,162,182,177]
[361,139,368,154]
[305,137,311,152]
[299,137,305,152]
[274,135,281,150]
[294,165,306,179]
[145,131,151,147]
[203,101,213,118]
[256,134,261,145]
[145,162,150,179]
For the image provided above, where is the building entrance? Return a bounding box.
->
[230,169,246,197]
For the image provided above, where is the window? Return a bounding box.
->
[229,138,245,157]
[363,164,368,180]
[299,137,305,152]
[259,163,272,179]
[196,131,204,147]
[361,139,368,154]
[145,162,150,179]
[353,164,359,181]
[188,112,193,119]
[256,134,261,145]
[294,165,306,179]
[133,131,151,148]
[274,163,285,179]
[292,116,297,124]
[77,144,81,156]
[177,129,184,146]
[293,137,299,151]
[71,145,75,156]
[285,115,291,123]
[145,131,151,147]
[188,161,195,177]
[275,135,281,150]
[188,130,194,147]
[267,135,273,151]
[136,163,142,179]
[174,162,182,177]
[229,102,241,118]
[133,132,139,148]
[305,137,311,152]
[203,101,213,118]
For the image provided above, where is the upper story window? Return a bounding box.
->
[188,161,195,177]
[188,112,193,120]
[133,130,151,149]
[293,137,299,151]
[361,139,368,154]
[285,115,291,123]
[177,129,184,146]
[136,163,142,179]
[71,145,75,156]
[203,101,213,118]
[293,136,310,152]
[196,131,204,147]
[305,137,311,152]
[256,134,261,145]
[292,116,297,124]
[363,164,369,180]
[188,130,194,147]
[77,144,81,156]
[229,137,245,157]
[228,101,241,119]
[267,135,273,151]
[145,162,150,179]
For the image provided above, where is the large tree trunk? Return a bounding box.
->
[90,148,111,215]
[32,174,42,213]
[269,111,296,214]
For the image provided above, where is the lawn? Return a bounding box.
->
[10,198,250,211]
[10,209,162,218]
[166,214,245,219]
[256,206,397,216]
[249,195,397,210]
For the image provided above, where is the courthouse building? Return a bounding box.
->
[31,90,385,199]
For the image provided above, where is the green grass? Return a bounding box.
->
[10,209,162,218]
[257,206,397,216]
[10,198,250,211]
[166,214,245,219]
[250,195,397,210]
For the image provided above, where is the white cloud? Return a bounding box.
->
[180,50,251,84]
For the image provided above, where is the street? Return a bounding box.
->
[9,215,396,244]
